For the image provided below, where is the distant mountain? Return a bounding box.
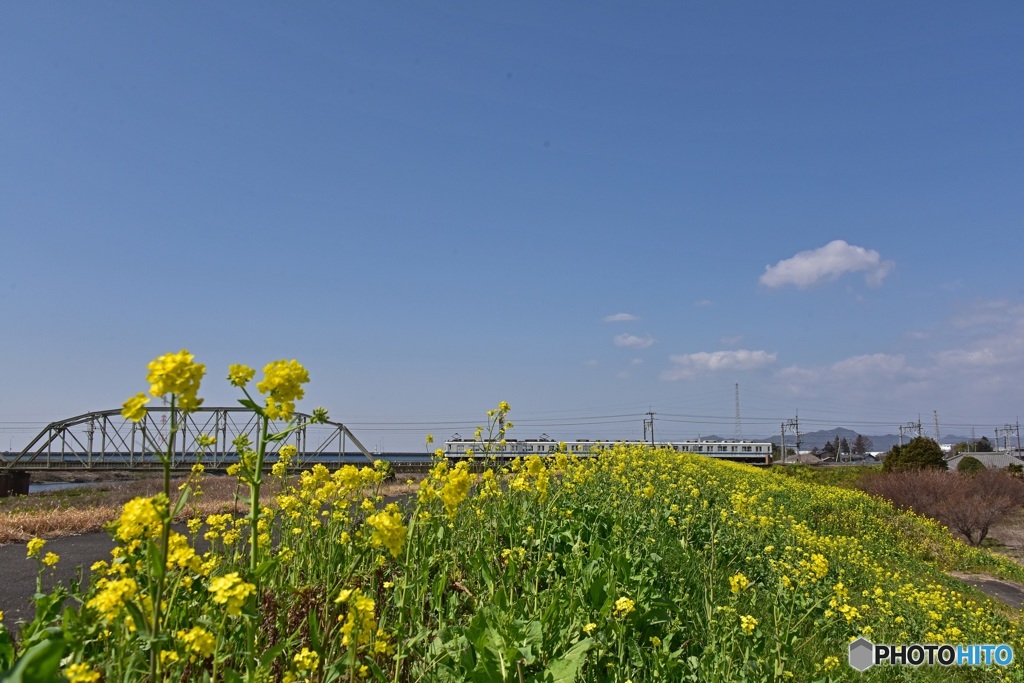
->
[757,429,975,453]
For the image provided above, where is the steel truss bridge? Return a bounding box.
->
[0,407,374,472]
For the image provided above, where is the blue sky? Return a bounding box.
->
[2,2,1023,450]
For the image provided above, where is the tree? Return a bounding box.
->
[976,436,994,453]
[852,434,873,455]
[840,437,850,456]
[957,456,985,475]
[882,437,947,472]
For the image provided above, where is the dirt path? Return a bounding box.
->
[949,571,1024,610]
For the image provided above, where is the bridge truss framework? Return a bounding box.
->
[1,407,374,471]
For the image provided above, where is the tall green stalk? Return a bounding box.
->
[249,415,270,574]
[150,396,177,680]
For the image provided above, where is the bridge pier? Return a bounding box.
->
[0,471,30,497]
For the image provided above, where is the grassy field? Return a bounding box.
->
[4,444,1024,682]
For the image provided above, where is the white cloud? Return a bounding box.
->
[763,301,1024,414]
[583,359,599,367]
[760,240,894,289]
[662,349,777,380]
[720,335,743,346]
[613,334,654,349]
[603,312,640,323]
[629,358,644,365]
[695,299,714,307]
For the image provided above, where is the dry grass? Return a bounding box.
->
[0,474,422,544]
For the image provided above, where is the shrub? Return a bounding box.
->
[956,456,985,475]
[865,469,1024,545]
[881,437,947,472]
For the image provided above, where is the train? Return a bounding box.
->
[443,436,773,466]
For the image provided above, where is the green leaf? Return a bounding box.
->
[237,398,265,415]
[171,485,191,518]
[253,557,280,580]
[124,601,151,639]
[308,609,322,651]
[542,638,594,683]
[266,422,299,443]
[0,628,14,671]
[0,635,64,683]
[259,641,289,669]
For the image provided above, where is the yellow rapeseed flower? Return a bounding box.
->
[293,647,319,673]
[740,614,758,636]
[26,537,46,558]
[121,392,149,422]
[365,509,408,557]
[208,572,256,616]
[43,552,59,567]
[87,577,138,621]
[146,349,205,412]
[256,359,309,420]
[614,597,635,618]
[227,363,256,387]
[438,462,472,517]
[177,626,216,659]
[116,495,167,543]
[729,572,750,594]
[337,588,377,646]
[64,663,101,683]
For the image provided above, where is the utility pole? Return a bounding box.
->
[898,419,922,446]
[735,383,742,441]
[643,410,656,447]
[996,423,1020,453]
[782,414,801,463]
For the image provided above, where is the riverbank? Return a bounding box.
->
[0,473,422,544]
